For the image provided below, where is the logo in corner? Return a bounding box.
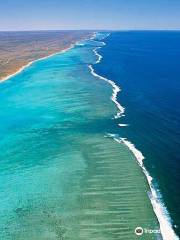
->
[135,227,144,236]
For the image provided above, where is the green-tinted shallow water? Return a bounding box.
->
[0,34,160,239]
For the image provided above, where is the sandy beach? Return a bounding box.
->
[0,44,74,83]
[0,31,93,82]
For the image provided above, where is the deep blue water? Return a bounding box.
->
[95,31,180,237]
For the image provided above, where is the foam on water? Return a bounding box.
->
[88,64,125,119]
[118,123,129,127]
[89,33,179,240]
[116,137,179,240]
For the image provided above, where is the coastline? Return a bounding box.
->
[0,44,74,83]
[0,32,95,84]
[90,33,179,240]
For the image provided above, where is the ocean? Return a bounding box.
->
[95,31,180,239]
[0,31,179,239]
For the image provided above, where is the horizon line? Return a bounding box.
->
[0,28,180,32]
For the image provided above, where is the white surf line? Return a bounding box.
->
[113,137,179,240]
[89,34,124,118]
[89,64,125,118]
[93,47,103,64]
[89,33,179,240]
[88,37,124,119]
[118,123,129,127]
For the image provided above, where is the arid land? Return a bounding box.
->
[0,30,93,81]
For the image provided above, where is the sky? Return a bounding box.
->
[0,0,180,31]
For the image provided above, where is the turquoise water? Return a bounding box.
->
[0,33,160,239]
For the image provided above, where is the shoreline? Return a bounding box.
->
[90,33,179,240]
[0,33,95,84]
[0,46,73,83]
